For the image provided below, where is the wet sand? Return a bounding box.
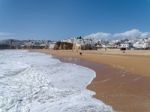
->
[30,49,150,112]
[56,57,150,112]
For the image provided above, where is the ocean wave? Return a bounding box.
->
[0,50,114,112]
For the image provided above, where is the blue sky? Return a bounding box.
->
[0,0,150,40]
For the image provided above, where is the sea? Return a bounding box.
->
[0,50,114,112]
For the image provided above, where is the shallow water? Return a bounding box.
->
[0,50,113,112]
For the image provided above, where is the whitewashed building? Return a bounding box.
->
[120,43,130,49]
[49,42,56,49]
[133,41,149,49]
[62,39,74,43]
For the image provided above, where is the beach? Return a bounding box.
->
[31,49,150,112]
[1,0,150,112]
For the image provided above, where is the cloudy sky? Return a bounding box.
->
[84,29,150,40]
[0,0,150,40]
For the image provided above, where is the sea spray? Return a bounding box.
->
[0,50,114,112]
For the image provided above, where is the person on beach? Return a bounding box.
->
[79,52,82,56]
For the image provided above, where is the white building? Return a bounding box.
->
[62,39,74,43]
[49,42,56,49]
[133,41,149,49]
[120,43,130,49]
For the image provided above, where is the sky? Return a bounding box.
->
[0,0,150,40]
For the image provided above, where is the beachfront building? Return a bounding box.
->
[39,44,48,49]
[120,40,133,49]
[71,36,97,50]
[120,43,130,49]
[132,38,150,50]
[95,44,103,50]
[24,41,34,49]
[21,40,49,49]
[48,42,56,49]
[101,39,120,49]
[62,38,74,43]
[133,41,149,49]
[81,38,96,50]
[105,43,118,49]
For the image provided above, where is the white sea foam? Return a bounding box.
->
[0,50,114,112]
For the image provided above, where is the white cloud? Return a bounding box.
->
[113,29,141,39]
[84,32,111,40]
[84,29,150,40]
[140,32,150,38]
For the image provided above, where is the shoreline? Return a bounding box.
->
[30,49,150,112]
[30,49,150,77]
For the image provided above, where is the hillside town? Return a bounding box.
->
[0,36,150,50]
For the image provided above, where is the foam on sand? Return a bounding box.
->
[0,50,114,112]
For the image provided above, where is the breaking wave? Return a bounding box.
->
[0,50,114,112]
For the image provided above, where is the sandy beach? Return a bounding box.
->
[31,49,150,112]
